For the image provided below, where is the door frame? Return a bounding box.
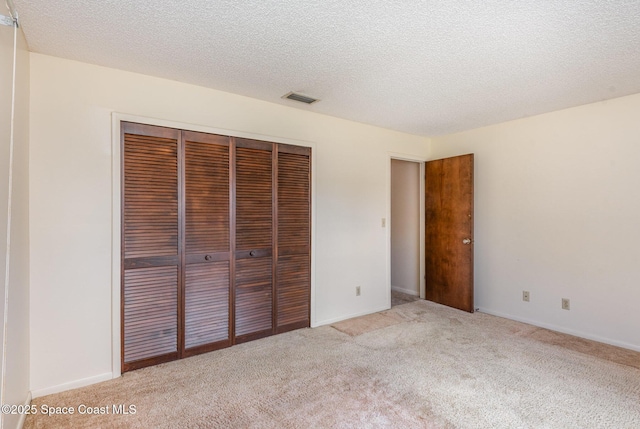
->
[111,112,317,378]
[387,153,426,306]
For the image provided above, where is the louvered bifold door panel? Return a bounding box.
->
[276,145,311,332]
[122,122,180,371]
[183,132,231,354]
[184,262,229,350]
[234,139,274,341]
[123,267,178,363]
[235,257,272,337]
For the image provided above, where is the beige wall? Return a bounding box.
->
[28,53,429,395]
[431,92,640,351]
[27,47,640,399]
[0,20,30,429]
[390,160,420,295]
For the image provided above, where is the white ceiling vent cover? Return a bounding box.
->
[282,92,319,104]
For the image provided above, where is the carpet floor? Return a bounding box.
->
[24,300,640,428]
[391,290,421,307]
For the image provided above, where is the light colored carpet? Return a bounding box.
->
[24,300,640,428]
[332,310,407,336]
[391,290,421,307]
[527,327,640,370]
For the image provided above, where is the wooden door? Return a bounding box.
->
[234,138,274,342]
[275,144,311,333]
[425,154,474,312]
[122,123,311,370]
[183,131,232,356]
[122,123,180,371]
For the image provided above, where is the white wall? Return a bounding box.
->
[29,53,429,395]
[431,93,640,351]
[390,160,420,295]
[0,20,30,429]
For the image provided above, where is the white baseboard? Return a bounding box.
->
[391,286,419,296]
[31,372,113,399]
[16,392,32,429]
[478,307,640,353]
[313,305,391,327]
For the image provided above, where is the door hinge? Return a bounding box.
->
[0,14,16,27]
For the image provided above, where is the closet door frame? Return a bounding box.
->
[111,113,315,377]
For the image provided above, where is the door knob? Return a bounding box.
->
[249,250,257,257]
[204,255,212,261]
[462,239,472,245]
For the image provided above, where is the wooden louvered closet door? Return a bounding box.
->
[276,144,311,332]
[234,138,274,342]
[183,131,232,356]
[122,123,180,371]
[122,122,311,371]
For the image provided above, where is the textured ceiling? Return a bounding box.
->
[12,0,640,136]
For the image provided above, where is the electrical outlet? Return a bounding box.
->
[356,286,361,296]
[522,291,530,302]
[562,298,570,310]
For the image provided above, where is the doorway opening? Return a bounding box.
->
[390,159,424,307]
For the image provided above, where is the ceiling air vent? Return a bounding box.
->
[282,92,319,105]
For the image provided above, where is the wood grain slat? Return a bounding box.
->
[123,266,178,363]
[185,261,230,349]
[185,138,230,254]
[234,144,274,338]
[235,138,273,151]
[277,143,311,156]
[235,257,273,336]
[276,150,311,329]
[276,255,310,327]
[277,152,310,250]
[183,132,232,352]
[122,123,181,370]
[124,132,178,259]
[236,147,272,250]
[123,256,179,269]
